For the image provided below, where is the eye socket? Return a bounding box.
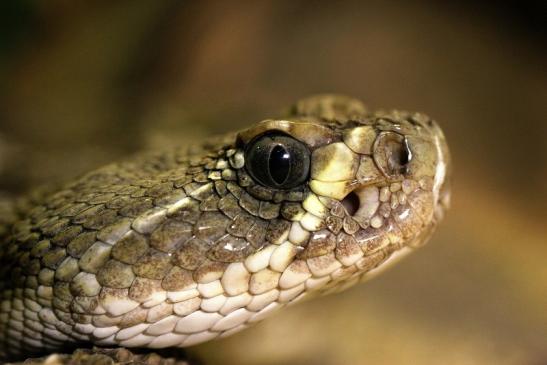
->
[373,132,412,177]
[245,132,310,189]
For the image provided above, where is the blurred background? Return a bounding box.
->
[0,1,545,364]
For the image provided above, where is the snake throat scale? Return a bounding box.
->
[0,95,451,362]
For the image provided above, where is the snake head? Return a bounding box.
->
[237,95,451,295]
[0,95,451,356]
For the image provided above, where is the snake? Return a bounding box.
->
[0,95,451,363]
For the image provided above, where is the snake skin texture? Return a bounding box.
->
[9,347,192,365]
[0,95,451,362]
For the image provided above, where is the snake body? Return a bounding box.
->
[0,95,450,361]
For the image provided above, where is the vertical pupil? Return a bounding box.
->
[269,145,291,184]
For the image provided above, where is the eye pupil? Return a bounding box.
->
[269,145,291,184]
[244,132,310,190]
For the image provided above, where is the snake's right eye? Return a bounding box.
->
[245,132,310,189]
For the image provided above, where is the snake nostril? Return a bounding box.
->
[341,191,360,216]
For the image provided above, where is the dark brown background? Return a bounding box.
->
[0,1,545,364]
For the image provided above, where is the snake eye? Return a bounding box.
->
[373,131,412,177]
[245,132,310,189]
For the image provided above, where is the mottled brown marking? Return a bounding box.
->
[335,233,361,259]
[246,219,268,249]
[168,197,201,224]
[355,227,390,255]
[161,266,194,291]
[119,306,148,328]
[70,296,99,313]
[128,277,163,303]
[193,261,227,283]
[58,203,89,218]
[226,214,254,237]
[356,250,389,272]
[51,226,83,247]
[150,220,192,253]
[342,216,360,234]
[171,238,208,270]
[147,302,173,322]
[119,198,154,218]
[193,212,230,244]
[208,235,253,263]
[96,260,135,289]
[132,250,172,280]
[41,247,66,270]
[260,202,281,221]
[111,231,149,265]
[266,219,291,244]
[30,240,51,258]
[97,218,132,245]
[247,184,274,201]
[288,259,310,274]
[52,282,72,302]
[66,232,97,258]
[298,230,336,259]
[199,195,220,211]
[280,202,305,221]
[72,205,106,225]
[326,216,343,234]
[40,218,70,237]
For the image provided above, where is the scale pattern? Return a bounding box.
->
[0,95,451,361]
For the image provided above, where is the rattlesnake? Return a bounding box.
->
[0,95,450,364]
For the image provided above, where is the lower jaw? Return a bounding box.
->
[359,246,413,283]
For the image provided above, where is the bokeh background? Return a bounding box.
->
[0,1,545,364]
